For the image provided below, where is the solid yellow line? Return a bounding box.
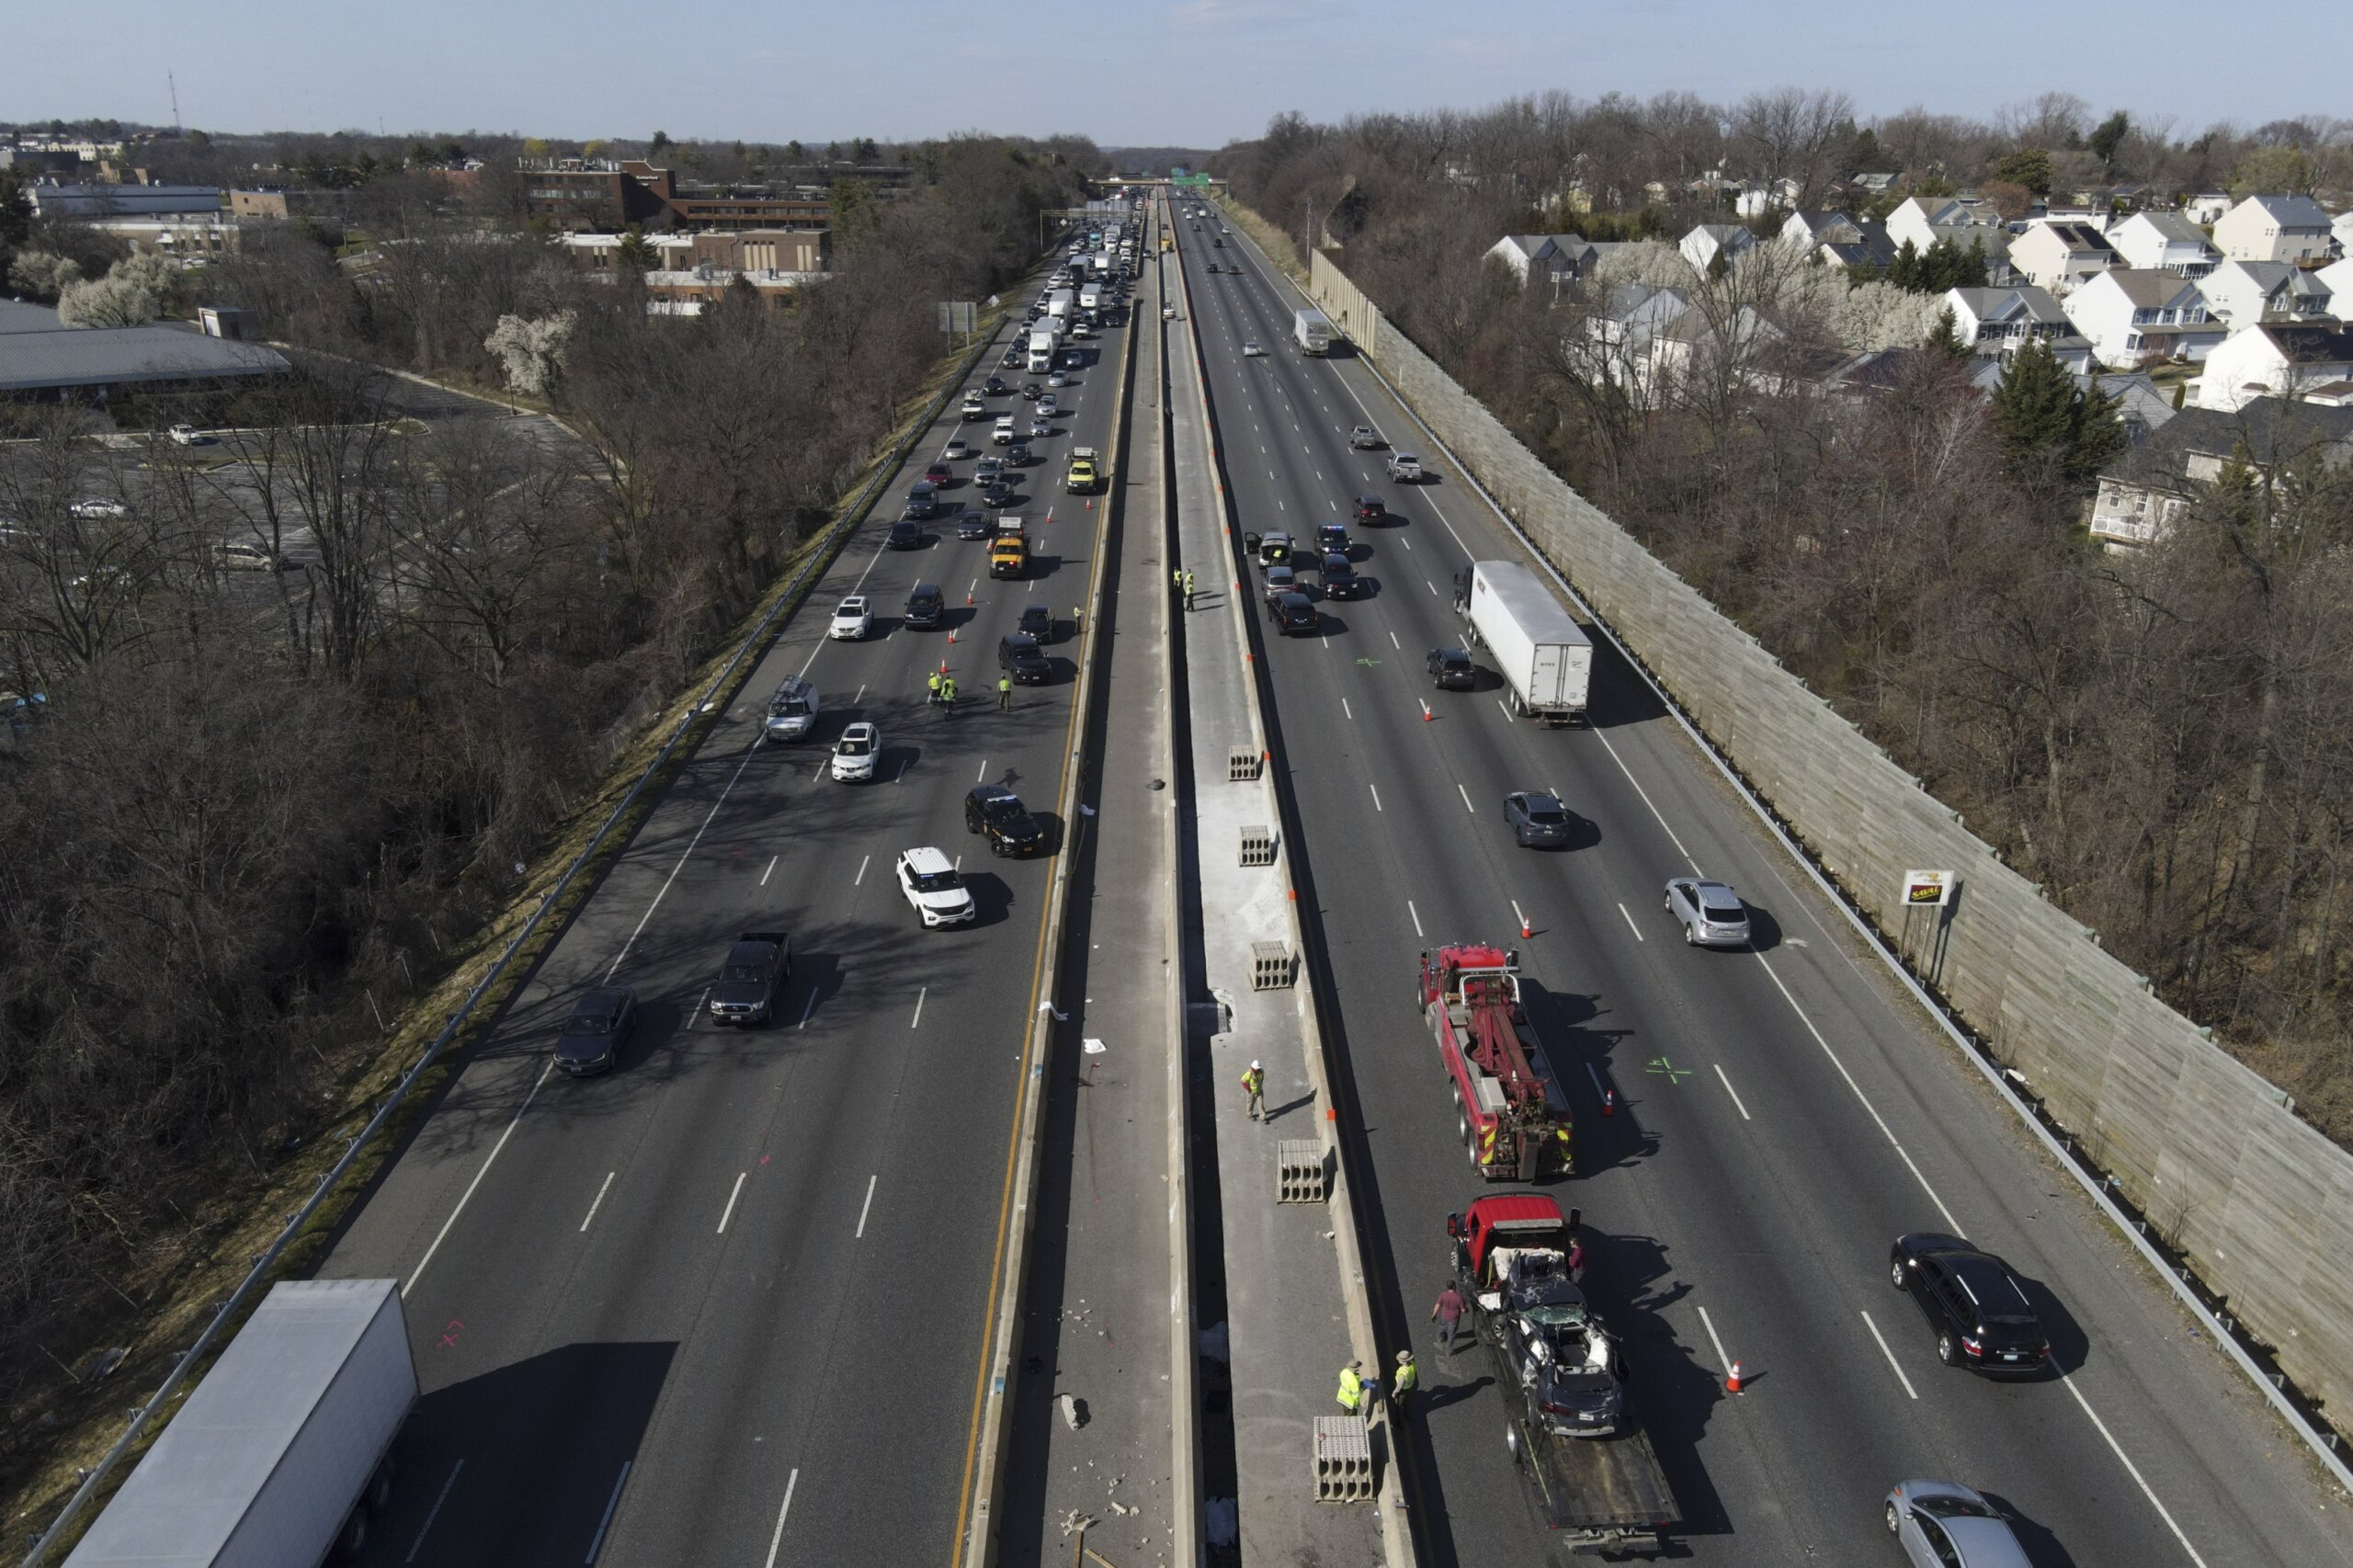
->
[947,255,1138,1565]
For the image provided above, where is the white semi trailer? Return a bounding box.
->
[1027,328,1058,373]
[1292,307,1336,355]
[1455,560,1593,724]
[64,1278,417,1568]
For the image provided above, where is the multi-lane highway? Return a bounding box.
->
[318,246,1131,1566]
[1170,207,2353,1565]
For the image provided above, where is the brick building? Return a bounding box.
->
[519,158,829,233]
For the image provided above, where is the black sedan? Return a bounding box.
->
[1017,604,1054,642]
[887,517,923,550]
[966,784,1046,856]
[1427,647,1477,689]
[1890,1233,2052,1376]
[554,985,637,1076]
[1505,791,1574,848]
[983,375,1008,394]
[980,480,1018,508]
[957,507,991,540]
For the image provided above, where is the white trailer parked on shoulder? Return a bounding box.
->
[1292,307,1335,355]
[1454,560,1593,725]
[64,1279,417,1568]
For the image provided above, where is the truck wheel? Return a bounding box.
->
[1457,1112,1470,1146]
[369,1456,394,1511]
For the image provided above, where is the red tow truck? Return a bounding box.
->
[1418,943,1573,1180]
[1448,1194,1677,1556]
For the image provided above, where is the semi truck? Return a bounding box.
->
[1446,1195,1677,1557]
[1420,942,1573,1180]
[1047,289,1076,321]
[1292,307,1335,355]
[65,1279,417,1567]
[1027,328,1058,373]
[1454,560,1593,724]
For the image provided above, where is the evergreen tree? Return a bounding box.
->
[1887,239,1921,291]
[1921,237,1961,291]
[1994,148,2054,197]
[1960,237,1989,289]
[2088,111,2131,170]
[1929,305,1971,361]
[2069,374,2130,483]
[1993,336,2080,469]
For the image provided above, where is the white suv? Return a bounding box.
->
[830,722,881,783]
[828,596,872,640]
[897,847,976,926]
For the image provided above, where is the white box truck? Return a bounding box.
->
[65,1278,417,1567]
[1047,289,1076,322]
[1026,328,1058,373]
[1455,560,1593,724]
[1292,308,1336,355]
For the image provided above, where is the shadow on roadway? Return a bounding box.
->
[360,1340,676,1568]
[1518,980,1658,1178]
[1580,1230,1730,1543]
[1982,1491,2084,1567]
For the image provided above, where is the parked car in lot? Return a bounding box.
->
[1889,1234,2052,1376]
[1664,877,1750,947]
[554,986,637,1076]
[828,596,872,640]
[1883,1481,2033,1568]
[1427,646,1477,690]
[212,540,294,572]
[1505,791,1573,848]
[830,722,881,782]
[897,846,976,927]
[966,784,1045,857]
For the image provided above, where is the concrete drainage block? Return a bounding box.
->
[1228,746,1263,781]
[1312,1415,1374,1501]
[1250,941,1293,991]
[1239,825,1276,867]
[1277,1140,1328,1204]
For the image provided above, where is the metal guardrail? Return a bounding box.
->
[19,316,1013,1568]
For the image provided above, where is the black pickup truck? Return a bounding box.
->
[708,932,790,1027]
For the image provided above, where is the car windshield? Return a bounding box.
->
[771,698,809,718]
[838,735,872,756]
[983,798,1024,824]
[912,868,962,892]
[722,963,767,983]
[566,1011,610,1035]
[1914,1494,2001,1521]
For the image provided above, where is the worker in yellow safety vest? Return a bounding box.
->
[1336,1360,1365,1414]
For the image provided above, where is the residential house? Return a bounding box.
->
[2184,192,2233,226]
[2089,397,2353,547]
[1818,226,1899,272]
[1552,240,1635,289]
[2011,221,2120,296]
[1885,196,2002,254]
[2211,194,2335,263]
[1848,172,1899,198]
[2063,269,2223,367]
[1944,285,2072,360]
[2189,323,2353,410]
[2318,256,2353,305]
[2198,259,2336,332]
[1970,360,2176,444]
[1779,210,1859,251]
[1577,282,1690,393]
[1486,234,1568,284]
[2107,210,2222,277]
[1678,222,1756,275]
[1647,301,1788,397]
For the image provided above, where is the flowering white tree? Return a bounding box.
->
[483,311,576,398]
[6,250,83,302]
[55,251,181,327]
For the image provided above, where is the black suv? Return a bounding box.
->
[554,985,637,1075]
[887,517,922,550]
[904,482,938,519]
[1268,591,1319,636]
[1353,496,1386,526]
[965,784,1045,856]
[983,375,1007,394]
[1017,604,1054,642]
[999,632,1051,684]
[1890,1233,2052,1376]
[1427,647,1477,689]
[1315,552,1364,599]
[904,582,945,629]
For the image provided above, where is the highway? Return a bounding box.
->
[317,240,1132,1567]
[1171,208,2353,1565]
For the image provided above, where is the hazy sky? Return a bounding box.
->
[6,0,2342,150]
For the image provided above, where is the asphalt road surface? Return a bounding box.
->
[1172,210,2353,1567]
[320,257,1131,1567]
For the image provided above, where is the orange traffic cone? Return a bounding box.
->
[1725,1360,1744,1394]
[947,630,957,643]
[966,590,974,605]
[1521,915,1532,940]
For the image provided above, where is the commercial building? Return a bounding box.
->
[0,300,288,401]
[22,182,222,219]
[519,158,829,233]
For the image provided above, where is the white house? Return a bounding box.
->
[1779,210,1859,251]
[1678,222,1755,275]
[2089,398,2353,548]
[2010,221,2120,296]
[2212,194,2336,263]
[2334,209,2353,255]
[1885,196,2001,254]
[1576,283,1691,393]
[1944,285,2071,360]
[2189,323,2353,410]
[2185,192,2233,226]
[2107,210,2222,278]
[2318,256,2353,305]
[2198,259,2336,332]
[1486,233,1574,284]
[2063,269,2223,367]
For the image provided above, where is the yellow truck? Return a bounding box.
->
[989,515,1029,579]
[1064,447,1100,494]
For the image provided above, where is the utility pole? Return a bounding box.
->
[167,71,181,131]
